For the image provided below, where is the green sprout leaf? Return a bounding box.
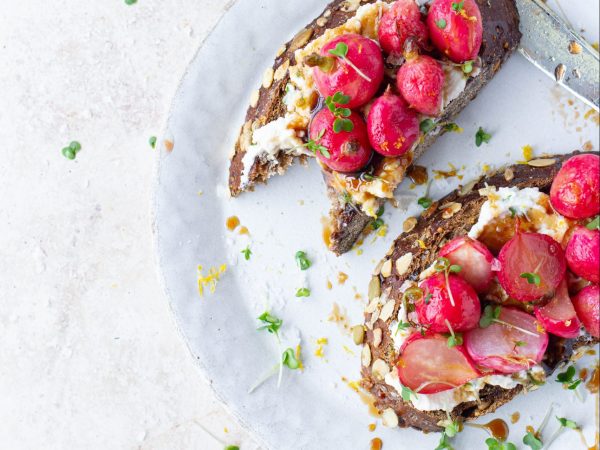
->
[295,251,311,271]
[443,122,462,133]
[396,321,411,335]
[328,42,349,59]
[241,246,252,261]
[444,421,460,438]
[509,206,518,218]
[520,272,541,286]
[447,333,463,348]
[224,446,240,450]
[435,432,454,450]
[449,264,462,273]
[305,129,330,159]
[475,127,492,147]
[62,140,82,160]
[436,18,447,29]
[480,305,502,328]
[514,340,527,347]
[462,60,474,74]
[282,348,300,370]
[523,431,543,450]
[149,136,157,149]
[556,416,578,429]
[420,118,436,133]
[587,215,600,230]
[401,385,418,402]
[333,117,354,133]
[257,311,283,335]
[485,438,517,450]
[418,197,433,209]
[296,287,311,298]
[451,1,465,12]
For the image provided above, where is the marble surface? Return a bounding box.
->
[0,1,258,448]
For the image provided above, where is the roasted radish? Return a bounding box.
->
[378,0,429,56]
[398,333,480,394]
[464,307,549,374]
[534,281,581,339]
[439,236,495,293]
[497,232,566,302]
[572,285,600,338]
[565,225,599,284]
[396,54,445,116]
[550,153,600,219]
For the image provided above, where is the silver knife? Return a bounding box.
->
[516,0,600,111]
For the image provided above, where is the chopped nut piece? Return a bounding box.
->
[367,308,380,330]
[368,276,381,301]
[249,90,260,108]
[365,298,379,314]
[379,300,395,322]
[274,60,290,81]
[289,28,314,52]
[528,158,557,167]
[352,325,365,345]
[504,167,514,181]
[395,253,413,277]
[262,68,274,89]
[361,344,372,367]
[371,359,390,380]
[403,217,418,233]
[380,259,392,278]
[373,328,382,348]
[440,202,462,219]
[381,408,399,427]
[316,17,328,27]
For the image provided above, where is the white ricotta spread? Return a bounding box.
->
[384,366,545,412]
[468,186,570,242]
[442,65,468,110]
[239,115,306,188]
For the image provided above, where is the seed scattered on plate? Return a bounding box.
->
[568,41,582,54]
[352,325,365,345]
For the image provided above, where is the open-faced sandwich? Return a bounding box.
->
[360,152,600,432]
[228,0,521,255]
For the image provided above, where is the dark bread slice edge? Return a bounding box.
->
[361,151,600,432]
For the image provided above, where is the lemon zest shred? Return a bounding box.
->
[197,264,227,297]
[295,344,304,371]
[315,338,328,358]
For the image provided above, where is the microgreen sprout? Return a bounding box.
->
[401,385,418,402]
[325,92,354,133]
[462,60,474,74]
[451,1,465,12]
[475,127,492,147]
[556,365,582,390]
[420,118,463,135]
[257,311,283,336]
[224,446,240,450]
[296,287,311,298]
[434,257,462,306]
[445,320,463,348]
[372,206,385,230]
[509,206,518,218]
[485,438,517,450]
[587,215,599,230]
[520,272,541,286]
[522,431,542,450]
[395,321,411,336]
[543,416,579,449]
[125,0,137,4]
[420,119,436,133]
[241,246,252,261]
[479,305,539,337]
[282,348,301,369]
[435,432,454,450]
[418,197,433,209]
[61,141,82,160]
[328,42,373,82]
[304,129,331,159]
[149,136,157,149]
[295,251,311,270]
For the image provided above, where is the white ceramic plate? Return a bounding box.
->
[154,1,600,449]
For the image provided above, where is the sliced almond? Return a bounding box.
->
[379,300,395,322]
[249,90,260,108]
[380,259,393,278]
[382,408,399,428]
[371,359,390,380]
[555,63,566,82]
[341,0,362,12]
[276,45,287,57]
[441,202,462,219]
[365,298,379,314]
[368,276,381,301]
[504,167,514,181]
[262,68,274,89]
[403,217,417,233]
[528,158,557,167]
[367,308,380,330]
[373,328,382,348]
[274,60,290,81]
[459,179,478,197]
[395,253,413,277]
[478,185,497,197]
[316,16,328,27]
[373,259,384,277]
[361,344,372,367]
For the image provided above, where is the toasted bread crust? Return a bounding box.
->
[361,152,600,432]
[228,0,521,255]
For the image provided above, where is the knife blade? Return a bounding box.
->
[516,0,600,111]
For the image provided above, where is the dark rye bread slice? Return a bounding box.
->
[228,0,521,255]
[360,151,600,433]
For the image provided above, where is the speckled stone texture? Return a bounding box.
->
[0,1,259,448]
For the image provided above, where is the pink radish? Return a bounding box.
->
[534,281,581,339]
[439,236,495,293]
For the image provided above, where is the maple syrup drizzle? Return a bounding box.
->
[587,366,600,394]
[226,216,240,231]
[370,437,383,450]
[407,165,429,185]
[467,419,510,441]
